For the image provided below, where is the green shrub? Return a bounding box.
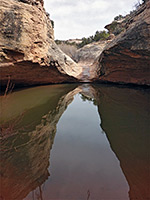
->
[77,30,110,48]
[94,30,110,41]
[114,14,124,21]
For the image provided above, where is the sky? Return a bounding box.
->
[44,0,142,40]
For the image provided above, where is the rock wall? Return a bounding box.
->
[0,0,82,88]
[94,1,150,86]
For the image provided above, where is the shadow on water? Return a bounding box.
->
[0,83,149,200]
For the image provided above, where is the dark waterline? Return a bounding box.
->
[0,84,150,200]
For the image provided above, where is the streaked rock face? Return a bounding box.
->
[0,0,82,87]
[94,1,150,86]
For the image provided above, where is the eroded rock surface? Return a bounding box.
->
[75,41,113,81]
[0,0,82,87]
[94,1,150,86]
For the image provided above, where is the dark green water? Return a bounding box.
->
[0,84,150,200]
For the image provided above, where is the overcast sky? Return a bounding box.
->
[44,0,142,40]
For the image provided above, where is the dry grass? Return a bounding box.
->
[3,76,15,97]
[0,78,19,139]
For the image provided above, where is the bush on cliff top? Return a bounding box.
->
[78,30,110,48]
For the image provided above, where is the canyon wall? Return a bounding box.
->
[94,1,150,86]
[0,0,82,88]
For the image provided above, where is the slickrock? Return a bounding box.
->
[75,41,108,63]
[75,40,114,81]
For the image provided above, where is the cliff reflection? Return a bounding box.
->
[93,85,150,200]
[0,84,149,200]
[0,84,79,200]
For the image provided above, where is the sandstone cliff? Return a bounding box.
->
[93,1,150,86]
[0,0,82,88]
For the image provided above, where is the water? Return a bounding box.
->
[0,84,150,200]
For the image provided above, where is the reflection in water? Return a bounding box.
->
[93,85,150,200]
[0,84,78,200]
[43,93,129,200]
[0,84,149,200]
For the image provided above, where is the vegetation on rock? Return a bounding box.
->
[77,30,110,48]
